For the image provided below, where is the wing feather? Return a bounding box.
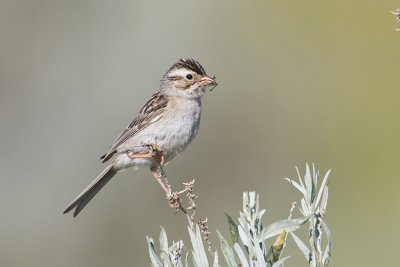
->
[100,92,168,162]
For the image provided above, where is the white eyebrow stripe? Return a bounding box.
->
[168,68,193,77]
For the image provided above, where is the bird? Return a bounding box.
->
[63,58,217,217]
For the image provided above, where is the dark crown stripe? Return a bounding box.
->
[168,58,206,76]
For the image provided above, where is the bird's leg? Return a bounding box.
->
[152,145,166,177]
[128,145,184,211]
[150,167,182,211]
[127,144,164,169]
[142,144,166,177]
[146,146,184,211]
[128,144,169,192]
[147,145,172,195]
[127,152,155,159]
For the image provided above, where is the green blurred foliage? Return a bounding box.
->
[0,0,399,266]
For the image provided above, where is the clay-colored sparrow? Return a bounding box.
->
[63,59,217,217]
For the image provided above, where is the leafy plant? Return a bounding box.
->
[285,164,332,267]
[146,164,332,267]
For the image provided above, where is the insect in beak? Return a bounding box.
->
[198,75,218,91]
[209,75,217,91]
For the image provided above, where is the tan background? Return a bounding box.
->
[1,0,399,266]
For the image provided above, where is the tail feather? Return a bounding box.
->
[100,151,115,163]
[63,165,117,217]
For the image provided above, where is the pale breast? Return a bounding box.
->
[117,97,202,163]
[154,97,202,161]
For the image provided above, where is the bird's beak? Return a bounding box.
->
[198,75,218,88]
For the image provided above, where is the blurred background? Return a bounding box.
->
[1,0,399,266]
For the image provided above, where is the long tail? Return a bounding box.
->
[63,165,117,217]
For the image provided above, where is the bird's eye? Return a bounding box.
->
[186,74,193,80]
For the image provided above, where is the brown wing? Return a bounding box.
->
[100,92,168,163]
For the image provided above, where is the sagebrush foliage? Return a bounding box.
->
[146,164,332,267]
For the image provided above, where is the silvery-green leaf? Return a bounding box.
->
[322,245,331,267]
[224,212,239,244]
[300,198,310,216]
[261,240,268,262]
[243,193,250,218]
[271,255,290,267]
[159,227,172,266]
[255,193,260,215]
[285,178,307,197]
[238,223,254,258]
[188,225,208,267]
[212,251,219,267]
[310,253,317,267]
[195,225,209,266]
[320,185,329,213]
[217,231,236,267]
[249,192,256,210]
[185,252,189,267]
[304,163,315,205]
[311,224,321,254]
[234,243,250,267]
[313,219,322,253]
[290,232,311,263]
[321,220,332,248]
[239,215,258,258]
[254,240,266,266]
[312,163,318,190]
[261,216,310,240]
[188,227,201,266]
[146,236,162,267]
[238,218,251,247]
[159,227,168,252]
[315,169,331,208]
[305,163,313,204]
[321,220,332,266]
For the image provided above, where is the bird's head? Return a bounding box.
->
[161,58,217,99]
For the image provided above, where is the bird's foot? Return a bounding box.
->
[128,144,166,176]
[142,144,166,173]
